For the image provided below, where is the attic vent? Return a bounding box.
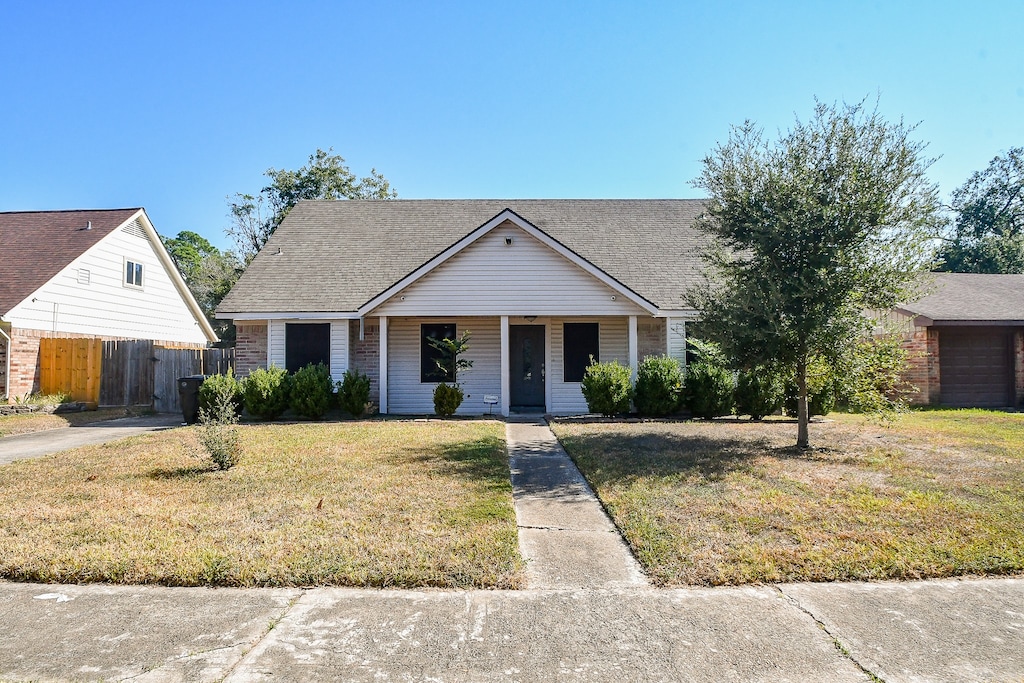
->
[120,219,146,239]
[77,269,91,285]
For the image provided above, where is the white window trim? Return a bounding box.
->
[123,257,144,289]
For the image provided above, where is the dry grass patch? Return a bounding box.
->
[0,420,523,588]
[551,410,1024,586]
[0,408,129,437]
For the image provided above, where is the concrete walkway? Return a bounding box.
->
[0,414,182,464]
[505,416,647,589]
[1,578,1021,682]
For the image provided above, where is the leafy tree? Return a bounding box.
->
[690,99,940,448]
[227,148,397,261]
[161,231,243,343]
[936,147,1024,273]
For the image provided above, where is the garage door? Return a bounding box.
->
[938,327,1014,408]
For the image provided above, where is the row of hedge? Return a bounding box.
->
[199,365,372,421]
[581,350,837,420]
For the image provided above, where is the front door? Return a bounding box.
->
[510,325,545,410]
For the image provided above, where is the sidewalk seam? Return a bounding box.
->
[217,590,303,682]
[775,586,885,683]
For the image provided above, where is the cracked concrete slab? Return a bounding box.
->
[506,419,647,589]
[781,578,1024,683]
[0,582,299,682]
[224,587,866,683]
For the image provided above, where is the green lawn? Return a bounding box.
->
[551,410,1024,586]
[0,420,523,588]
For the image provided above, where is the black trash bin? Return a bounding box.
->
[178,375,207,424]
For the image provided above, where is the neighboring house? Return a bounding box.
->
[894,273,1024,408]
[0,208,218,399]
[217,200,706,416]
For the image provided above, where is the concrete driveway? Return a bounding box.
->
[0,413,183,464]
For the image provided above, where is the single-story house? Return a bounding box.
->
[895,272,1024,408]
[217,200,706,416]
[0,208,218,400]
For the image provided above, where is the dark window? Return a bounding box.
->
[421,323,456,382]
[125,260,143,287]
[285,323,330,373]
[563,322,599,382]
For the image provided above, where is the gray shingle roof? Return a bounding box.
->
[899,273,1024,323]
[218,199,709,315]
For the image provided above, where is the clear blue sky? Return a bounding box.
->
[2,1,1022,252]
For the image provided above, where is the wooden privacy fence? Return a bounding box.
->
[40,338,234,413]
[39,338,103,406]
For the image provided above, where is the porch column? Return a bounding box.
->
[500,315,510,417]
[379,316,388,414]
[628,315,638,380]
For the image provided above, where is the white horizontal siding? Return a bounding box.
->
[372,223,647,317]
[6,225,208,344]
[387,317,501,415]
[667,317,687,368]
[267,319,349,382]
[550,316,628,414]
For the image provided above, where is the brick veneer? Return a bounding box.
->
[234,323,268,376]
[0,335,8,397]
[1016,330,1024,406]
[638,318,667,361]
[900,325,940,405]
[350,319,380,404]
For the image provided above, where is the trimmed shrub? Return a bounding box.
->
[290,363,334,420]
[734,366,785,420]
[337,369,372,417]
[634,355,684,417]
[581,360,633,416]
[433,382,464,417]
[683,339,734,420]
[243,366,291,420]
[196,376,242,470]
[198,369,244,416]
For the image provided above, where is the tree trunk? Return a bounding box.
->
[796,357,810,449]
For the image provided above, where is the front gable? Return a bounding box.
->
[363,210,656,317]
[367,219,652,317]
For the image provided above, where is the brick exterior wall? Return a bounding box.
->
[0,334,8,398]
[234,323,268,377]
[350,319,380,405]
[637,318,667,361]
[900,325,940,405]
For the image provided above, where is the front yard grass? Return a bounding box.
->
[551,410,1024,586]
[0,407,129,437]
[0,420,523,588]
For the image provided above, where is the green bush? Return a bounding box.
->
[337,369,372,417]
[683,339,734,420]
[242,366,291,420]
[783,357,837,418]
[433,382,464,417]
[290,363,334,420]
[196,377,242,470]
[734,366,785,420]
[634,355,683,417]
[198,369,244,416]
[581,360,633,416]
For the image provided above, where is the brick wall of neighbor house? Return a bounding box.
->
[637,318,667,361]
[0,336,8,397]
[349,319,380,406]
[901,325,940,405]
[235,323,268,376]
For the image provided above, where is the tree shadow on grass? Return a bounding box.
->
[560,431,836,485]
[405,435,511,488]
[146,465,215,480]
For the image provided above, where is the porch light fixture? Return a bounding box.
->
[504,236,513,246]
[525,316,537,322]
